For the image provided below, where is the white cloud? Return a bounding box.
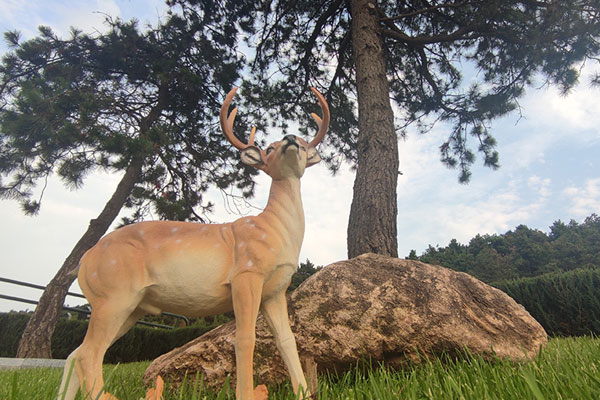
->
[518,65,600,138]
[0,0,168,52]
[396,133,556,255]
[0,169,127,310]
[527,175,551,198]
[59,0,121,36]
[442,184,547,238]
[0,0,21,20]
[301,164,353,265]
[563,178,600,218]
[0,1,119,42]
[501,131,548,170]
[438,181,546,240]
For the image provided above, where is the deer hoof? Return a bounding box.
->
[98,393,119,400]
[253,384,268,400]
[145,375,165,400]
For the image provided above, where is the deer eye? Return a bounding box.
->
[266,146,275,155]
[300,146,306,151]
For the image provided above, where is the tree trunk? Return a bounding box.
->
[16,157,144,358]
[347,0,399,258]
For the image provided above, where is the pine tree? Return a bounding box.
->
[1,11,254,358]
[180,0,600,258]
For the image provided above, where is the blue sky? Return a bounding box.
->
[1,1,599,312]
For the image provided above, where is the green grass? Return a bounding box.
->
[1,336,599,399]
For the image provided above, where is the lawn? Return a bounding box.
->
[1,336,598,399]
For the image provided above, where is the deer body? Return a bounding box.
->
[58,88,329,400]
[80,178,305,318]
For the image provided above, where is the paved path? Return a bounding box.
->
[0,357,66,369]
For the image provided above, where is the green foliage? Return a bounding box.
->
[1,11,256,221]
[190,0,600,181]
[288,259,322,292]
[413,214,600,284]
[105,322,227,363]
[1,337,599,399]
[50,319,89,360]
[0,312,30,357]
[0,313,226,363]
[494,268,600,337]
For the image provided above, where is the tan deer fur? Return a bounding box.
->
[57,87,329,400]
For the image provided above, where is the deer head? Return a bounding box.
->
[220,87,330,179]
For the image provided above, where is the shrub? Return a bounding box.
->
[0,312,31,357]
[0,313,226,362]
[494,268,600,336]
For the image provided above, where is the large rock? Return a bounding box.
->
[144,253,547,389]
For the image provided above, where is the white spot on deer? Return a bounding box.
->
[110,259,117,265]
[261,233,267,240]
[102,241,109,249]
[247,260,253,268]
[171,227,179,233]
[175,239,182,244]
[214,243,221,248]
[201,226,208,232]
[270,247,277,253]
[237,241,245,249]
[138,229,145,237]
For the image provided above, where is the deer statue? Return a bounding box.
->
[57,87,329,400]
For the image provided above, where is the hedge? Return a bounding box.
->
[0,313,225,362]
[0,312,30,358]
[5,268,598,360]
[494,268,600,337]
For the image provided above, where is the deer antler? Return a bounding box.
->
[220,87,257,150]
[308,87,330,147]
[221,87,329,150]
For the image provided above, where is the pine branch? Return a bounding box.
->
[379,0,474,22]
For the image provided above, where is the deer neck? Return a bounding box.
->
[261,177,305,247]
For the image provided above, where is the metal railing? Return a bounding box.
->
[0,276,189,329]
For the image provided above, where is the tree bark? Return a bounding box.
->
[16,157,144,358]
[347,0,399,258]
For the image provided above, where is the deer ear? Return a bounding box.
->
[240,146,264,168]
[306,146,321,167]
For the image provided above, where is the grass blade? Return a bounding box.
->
[522,369,545,400]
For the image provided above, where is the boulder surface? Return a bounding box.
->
[144,253,547,389]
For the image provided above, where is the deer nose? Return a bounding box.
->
[282,135,297,143]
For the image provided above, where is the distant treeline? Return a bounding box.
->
[405,214,600,336]
[408,213,600,284]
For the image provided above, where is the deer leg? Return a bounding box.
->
[58,305,145,400]
[110,307,147,346]
[74,299,141,399]
[58,346,81,400]
[231,272,264,400]
[261,291,310,398]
